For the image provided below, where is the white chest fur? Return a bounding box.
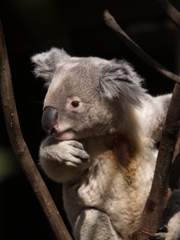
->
[63,135,157,238]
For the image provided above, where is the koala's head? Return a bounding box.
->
[32,48,145,141]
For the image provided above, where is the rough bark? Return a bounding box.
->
[104,8,180,239]
[0,20,72,240]
[133,83,180,239]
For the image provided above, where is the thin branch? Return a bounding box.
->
[103,10,180,84]
[169,135,180,190]
[169,152,180,190]
[133,83,180,239]
[0,20,72,240]
[155,0,180,29]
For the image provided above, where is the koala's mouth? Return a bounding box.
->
[53,129,75,141]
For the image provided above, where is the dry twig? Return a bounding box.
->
[0,20,72,240]
[104,10,180,84]
[154,0,180,207]
[169,135,180,190]
[155,0,180,29]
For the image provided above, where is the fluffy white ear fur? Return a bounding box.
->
[99,60,146,106]
[31,47,70,85]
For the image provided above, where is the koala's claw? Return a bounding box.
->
[149,236,165,240]
[149,237,157,240]
[149,226,168,240]
[157,225,168,233]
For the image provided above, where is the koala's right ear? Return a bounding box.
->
[31,47,70,86]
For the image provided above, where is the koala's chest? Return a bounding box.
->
[76,146,145,212]
[64,136,156,232]
[83,135,142,180]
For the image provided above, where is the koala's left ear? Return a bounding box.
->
[31,47,70,86]
[99,60,146,106]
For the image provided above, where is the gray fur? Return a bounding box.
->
[31,47,70,86]
[32,48,179,240]
[99,59,146,106]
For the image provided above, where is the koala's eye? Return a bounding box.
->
[71,101,79,108]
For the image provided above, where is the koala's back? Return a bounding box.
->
[63,133,157,238]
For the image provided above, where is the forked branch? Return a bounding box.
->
[0,20,72,240]
[104,8,180,240]
[104,10,180,84]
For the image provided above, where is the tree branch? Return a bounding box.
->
[103,10,180,84]
[155,0,180,29]
[169,152,180,190]
[0,20,72,240]
[169,135,180,190]
[104,9,180,239]
[133,83,180,239]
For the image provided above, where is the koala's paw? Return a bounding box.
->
[60,140,89,167]
[149,226,168,240]
[40,137,89,167]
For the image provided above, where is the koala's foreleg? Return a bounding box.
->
[73,208,120,240]
[39,136,89,182]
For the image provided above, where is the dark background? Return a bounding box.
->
[0,0,179,239]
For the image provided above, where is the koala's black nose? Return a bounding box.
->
[42,107,58,134]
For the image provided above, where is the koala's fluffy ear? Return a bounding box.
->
[99,60,146,106]
[31,47,70,86]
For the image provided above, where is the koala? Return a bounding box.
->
[32,48,180,240]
